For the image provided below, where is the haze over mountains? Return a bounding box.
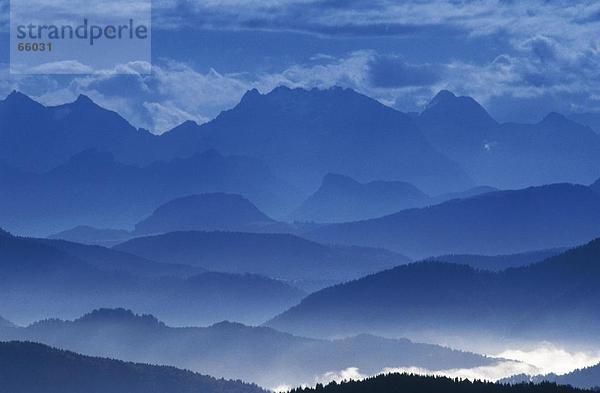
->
[307,184,600,258]
[4,88,600,235]
[290,174,429,223]
[503,363,600,390]
[3,85,600,390]
[134,193,292,235]
[114,231,408,288]
[0,229,303,325]
[418,91,600,188]
[0,308,497,389]
[267,238,600,344]
[0,148,297,236]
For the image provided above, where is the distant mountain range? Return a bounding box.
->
[290,174,499,223]
[37,238,206,278]
[0,148,298,236]
[48,226,131,247]
[0,341,266,393]
[0,229,303,326]
[418,91,600,188]
[289,174,429,223]
[0,308,497,389]
[429,248,567,271]
[179,87,472,194]
[503,363,600,390]
[134,193,293,235]
[306,183,600,258]
[267,237,600,343]
[114,231,409,289]
[4,88,600,236]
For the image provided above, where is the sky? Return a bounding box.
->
[1,0,599,133]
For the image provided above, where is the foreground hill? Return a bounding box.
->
[307,184,600,258]
[114,231,408,288]
[289,174,429,223]
[0,149,297,236]
[291,373,589,393]
[134,193,291,235]
[0,229,303,325]
[0,341,265,393]
[0,309,496,389]
[267,238,600,342]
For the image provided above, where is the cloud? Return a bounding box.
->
[369,56,440,88]
[495,344,600,376]
[285,344,600,391]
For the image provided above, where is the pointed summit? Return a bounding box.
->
[74,94,95,105]
[2,90,43,108]
[421,90,497,129]
[425,90,456,110]
[540,111,569,125]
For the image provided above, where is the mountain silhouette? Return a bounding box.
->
[166,86,472,194]
[114,231,409,289]
[38,238,205,278]
[0,341,265,393]
[267,237,600,342]
[306,184,600,258]
[0,229,304,326]
[48,226,131,247]
[0,90,471,197]
[568,112,600,134]
[134,193,288,235]
[0,149,298,236]
[503,363,600,390]
[428,247,567,271]
[289,373,586,393]
[0,309,495,389]
[418,91,600,188]
[0,92,162,172]
[289,174,429,223]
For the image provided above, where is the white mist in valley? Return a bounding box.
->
[279,344,600,392]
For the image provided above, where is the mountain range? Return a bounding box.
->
[418,91,600,188]
[427,248,567,272]
[5,88,600,236]
[289,173,429,223]
[0,341,266,393]
[503,363,600,390]
[306,183,600,258]
[289,174,499,223]
[0,308,497,389]
[177,86,472,194]
[48,226,132,247]
[267,237,600,344]
[0,229,303,325]
[0,148,298,236]
[134,193,293,235]
[114,231,409,289]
